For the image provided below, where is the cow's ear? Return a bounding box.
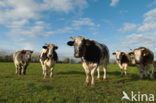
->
[30,51,33,53]
[85,40,91,46]
[112,52,116,55]
[143,52,148,56]
[129,52,134,56]
[54,46,58,50]
[121,52,125,55]
[67,41,74,46]
[21,50,26,54]
[42,46,47,49]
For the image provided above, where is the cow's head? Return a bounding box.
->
[112,51,126,62]
[42,44,58,58]
[21,50,33,60]
[67,36,91,58]
[129,47,148,63]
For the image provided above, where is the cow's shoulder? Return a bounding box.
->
[84,40,102,63]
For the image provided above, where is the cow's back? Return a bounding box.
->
[13,51,24,65]
[142,49,154,64]
[99,43,109,64]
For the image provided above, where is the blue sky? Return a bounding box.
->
[0,0,156,59]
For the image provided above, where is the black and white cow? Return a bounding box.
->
[129,47,154,79]
[13,50,33,75]
[113,51,130,76]
[39,44,58,79]
[67,36,109,86]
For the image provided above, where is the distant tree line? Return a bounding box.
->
[0,54,81,64]
[0,51,120,65]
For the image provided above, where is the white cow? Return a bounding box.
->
[39,44,58,79]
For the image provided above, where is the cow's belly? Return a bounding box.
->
[44,59,56,67]
[99,58,108,66]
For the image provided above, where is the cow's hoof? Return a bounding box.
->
[120,74,123,77]
[84,82,89,86]
[91,83,95,87]
[97,78,100,80]
[150,76,154,80]
[44,76,47,79]
[103,77,106,80]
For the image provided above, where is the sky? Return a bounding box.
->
[0,0,156,59]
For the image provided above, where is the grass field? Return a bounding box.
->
[0,63,156,103]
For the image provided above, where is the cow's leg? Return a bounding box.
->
[143,67,147,77]
[97,66,100,80]
[19,64,22,75]
[119,64,123,76]
[23,64,28,75]
[91,65,98,86]
[40,60,45,75]
[137,65,143,79]
[43,65,48,79]
[103,64,107,80]
[123,63,127,76]
[15,65,18,74]
[148,64,153,80]
[82,63,89,86]
[50,67,54,78]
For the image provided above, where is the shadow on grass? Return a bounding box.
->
[57,71,84,75]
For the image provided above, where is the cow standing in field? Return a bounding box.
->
[112,51,136,76]
[39,44,58,79]
[129,47,154,79]
[112,51,130,76]
[67,36,109,86]
[13,50,33,75]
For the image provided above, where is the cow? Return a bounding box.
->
[129,47,154,79]
[13,50,33,75]
[112,51,131,76]
[67,36,109,86]
[39,44,58,79]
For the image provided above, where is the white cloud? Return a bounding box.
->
[72,18,96,30]
[45,18,99,35]
[110,0,119,7]
[118,23,137,32]
[43,0,88,13]
[138,8,156,32]
[121,8,156,49]
[0,0,89,51]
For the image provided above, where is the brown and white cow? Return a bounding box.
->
[129,47,154,79]
[112,51,132,76]
[39,44,58,79]
[67,36,109,86]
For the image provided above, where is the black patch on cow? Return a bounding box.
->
[100,43,109,60]
[67,41,74,46]
[121,54,129,64]
[42,46,47,49]
[142,49,154,65]
[83,41,102,63]
[53,51,58,61]
[21,50,26,54]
